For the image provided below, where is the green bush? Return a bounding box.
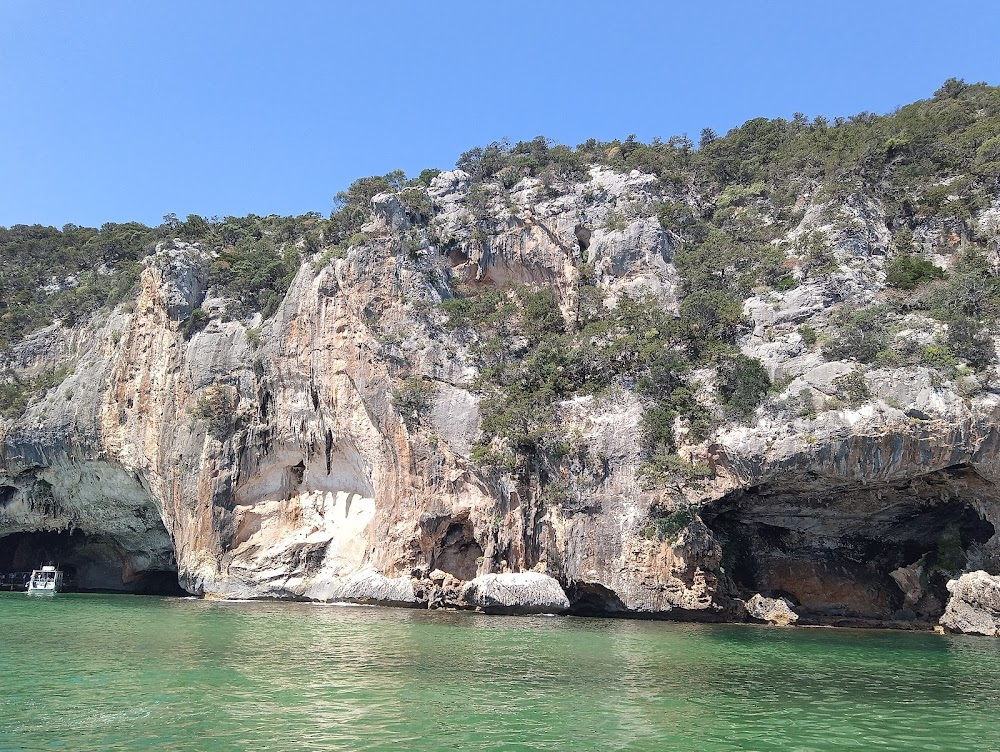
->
[921,344,958,370]
[798,325,818,347]
[946,316,996,370]
[773,275,798,291]
[832,369,871,407]
[210,240,300,320]
[928,251,1000,322]
[182,308,210,339]
[245,327,263,350]
[193,386,236,440]
[642,508,696,542]
[520,288,565,342]
[393,377,436,428]
[797,387,817,418]
[638,447,712,490]
[0,366,71,419]
[717,354,771,418]
[885,256,946,290]
[822,306,890,363]
[641,405,676,454]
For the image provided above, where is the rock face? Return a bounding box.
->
[1,162,999,624]
[940,571,1000,636]
[462,573,570,614]
[746,594,799,626]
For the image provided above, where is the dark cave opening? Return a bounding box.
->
[0,486,16,507]
[702,466,997,624]
[432,522,484,582]
[0,530,185,595]
[566,581,628,616]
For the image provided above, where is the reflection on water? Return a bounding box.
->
[1,593,998,751]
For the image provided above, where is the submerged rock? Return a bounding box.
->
[746,594,799,626]
[939,571,1000,637]
[461,573,570,614]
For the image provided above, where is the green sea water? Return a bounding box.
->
[0,593,998,751]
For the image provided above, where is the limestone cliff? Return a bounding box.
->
[3,86,1000,628]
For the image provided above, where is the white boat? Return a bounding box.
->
[26,566,63,595]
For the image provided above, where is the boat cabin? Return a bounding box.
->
[27,566,64,594]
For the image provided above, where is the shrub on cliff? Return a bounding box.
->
[209,239,300,319]
[393,377,436,429]
[945,315,996,370]
[717,354,771,419]
[193,386,237,440]
[0,222,161,350]
[0,366,73,419]
[822,306,891,363]
[181,308,209,339]
[885,256,946,290]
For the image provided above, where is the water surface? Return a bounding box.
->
[1,593,998,751]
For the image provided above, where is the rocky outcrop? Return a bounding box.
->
[1,161,999,625]
[940,571,1000,636]
[461,572,570,614]
[745,594,799,626]
[321,570,419,607]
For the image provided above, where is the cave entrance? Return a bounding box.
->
[702,465,996,625]
[0,530,185,595]
[431,521,483,582]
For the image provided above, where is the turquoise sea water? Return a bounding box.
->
[0,593,998,751]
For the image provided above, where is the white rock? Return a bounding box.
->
[746,593,799,625]
[325,570,419,607]
[462,572,570,614]
[940,571,1000,636]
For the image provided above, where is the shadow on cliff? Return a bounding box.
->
[0,529,186,595]
[701,464,997,626]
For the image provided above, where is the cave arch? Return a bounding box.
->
[0,529,184,594]
[702,464,997,625]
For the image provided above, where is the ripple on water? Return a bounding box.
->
[1,595,1000,751]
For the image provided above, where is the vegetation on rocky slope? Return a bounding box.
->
[436,79,1000,477]
[3,79,1000,476]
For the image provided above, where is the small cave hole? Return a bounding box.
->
[0,485,16,508]
[432,522,483,582]
[574,224,592,253]
[445,247,469,267]
[260,388,271,421]
[567,581,627,616]
[289,460,305,486]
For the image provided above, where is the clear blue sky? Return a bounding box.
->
[2,0,998,229]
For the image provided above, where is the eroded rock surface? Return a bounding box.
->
[746,594,799,626]
[940,571,1000,636]
[1,161,999,623]
[462,572,570,614]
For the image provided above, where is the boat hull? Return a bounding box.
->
[26,586,58,595]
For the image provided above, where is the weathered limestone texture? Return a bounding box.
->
[462,572,571,614]
[940,571,1000,636]
[746,594,799,626]
[2,167,999,626]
